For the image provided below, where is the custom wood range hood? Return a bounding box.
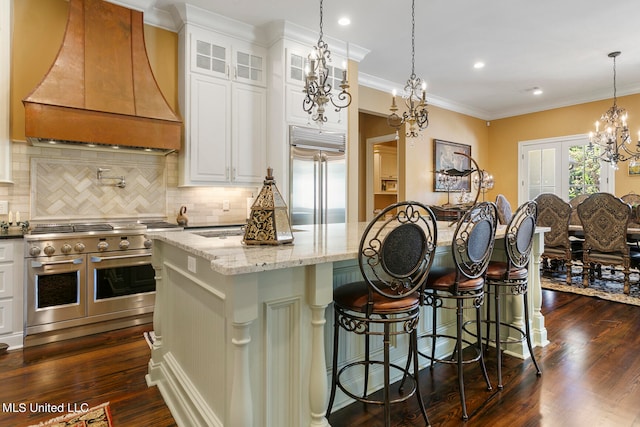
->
[23,0,181,153]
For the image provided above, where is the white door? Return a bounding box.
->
[519,134,614,204]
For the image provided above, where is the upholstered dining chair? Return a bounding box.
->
[569,194,589,227]
[483,200,542,390]
[534,193,579,284]
[577,192,638,295]
[326,201,437,427]
[408,201,497,421]
[621,193,640,252]
[495,194,513,225]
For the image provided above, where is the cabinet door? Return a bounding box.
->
[189,74,231,182]
[0,299,12,335]
[190,29,230,79]
[380,151,397,178]
[233,45,266,87]
[0,264,13,299]
[232,85,267,183]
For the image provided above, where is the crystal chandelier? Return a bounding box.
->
[387,0,429,139]
[303,0,352,125]
[588,51,640,170]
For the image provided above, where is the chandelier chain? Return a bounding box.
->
[318,0,323,42]
[612,53,617,106]
[411,0,416,79]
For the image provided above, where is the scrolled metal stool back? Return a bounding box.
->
[506,201,538,269]
[452,201,498,281]
[359,201,438,299]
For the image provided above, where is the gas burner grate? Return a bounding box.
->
[31,224,75,234]
[30,223,115,234]
[73,224,114,232]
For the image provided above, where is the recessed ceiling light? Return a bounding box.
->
[473,61,485,69]
[338,17,351,26]
[533,88,543,95]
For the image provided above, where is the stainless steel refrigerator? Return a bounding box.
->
[289,126,346,226]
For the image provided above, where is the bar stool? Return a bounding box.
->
[409,201,497,421]
[326,201,437,427]
[483,200,542,390]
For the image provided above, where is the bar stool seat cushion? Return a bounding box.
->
[333,281,420,313]
[426,266,485,292]
[486,262,528,280]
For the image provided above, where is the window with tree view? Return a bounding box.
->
[569,144,601,199]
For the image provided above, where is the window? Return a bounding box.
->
[519,134,613,204]
[568,145,602,198]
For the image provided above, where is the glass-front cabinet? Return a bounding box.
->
[179,24,267,186]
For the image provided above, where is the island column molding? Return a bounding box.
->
[307,262,333,427]
[530,231,549,347]
[227,274,259,427]
[150,257,164,346]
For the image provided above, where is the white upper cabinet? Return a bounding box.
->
[189,27,266,88]
[179,25,267,186]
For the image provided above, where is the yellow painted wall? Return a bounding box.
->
[359,85,490,206]
[10,0,178,142]
[488,93,640,203]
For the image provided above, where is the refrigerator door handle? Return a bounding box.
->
[314,153,321,225]
[320,153,328,224]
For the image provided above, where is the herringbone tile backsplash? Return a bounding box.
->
[32,157,166,221]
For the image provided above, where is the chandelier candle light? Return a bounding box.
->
[588,51,640,170]
[387,0,429,139]
[303,0,352,125]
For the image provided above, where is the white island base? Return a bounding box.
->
[145,222,548,426]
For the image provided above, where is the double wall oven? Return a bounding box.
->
[24,221,180,341]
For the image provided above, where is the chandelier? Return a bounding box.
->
[387,0,429,139]
[588,51,640,170]
[303,0,352,125]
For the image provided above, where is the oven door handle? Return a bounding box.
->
[90,253,152,262]
[31,258,84,268]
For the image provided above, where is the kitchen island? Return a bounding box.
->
[146,222,548,427]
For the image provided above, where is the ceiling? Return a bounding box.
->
[127,0,640,120]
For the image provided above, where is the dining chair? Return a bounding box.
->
[326,201,437,427]
[577,192,638,294]
[408,201,497,421]
[495,194,513,225]
[483,200,542,389]
[534,193,580,284]
[621,193,640,252]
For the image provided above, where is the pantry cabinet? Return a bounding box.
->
[179,25,267,186]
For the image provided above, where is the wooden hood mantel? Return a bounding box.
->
[23,0,181,152]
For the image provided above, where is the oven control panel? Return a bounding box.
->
[26,233,150,257]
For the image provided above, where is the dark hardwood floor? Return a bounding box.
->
[0,324,176,426]
[1,289,639,426]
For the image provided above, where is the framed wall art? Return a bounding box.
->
[629,162,640,176]
[433,139,471,192]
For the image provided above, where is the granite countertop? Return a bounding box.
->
[149,221,514,276]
